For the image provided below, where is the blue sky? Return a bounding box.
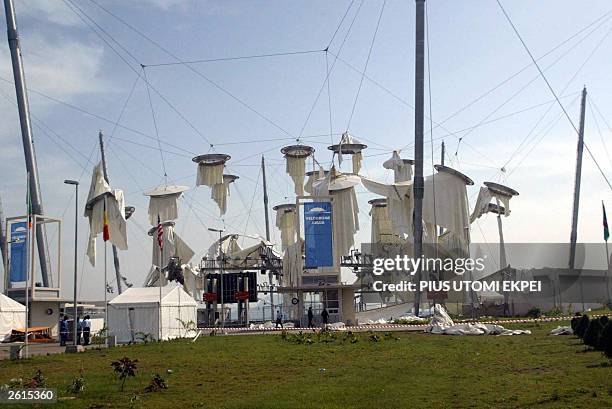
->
[1,0,612,299]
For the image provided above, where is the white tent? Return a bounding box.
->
[0,294,25,341]
[108,284,197,343]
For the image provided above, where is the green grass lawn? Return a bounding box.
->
[1,321,611,409]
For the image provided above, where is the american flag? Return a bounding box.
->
[157,215,163,249]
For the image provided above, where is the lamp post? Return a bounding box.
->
[208,228,225,328]
[64,179,81,352]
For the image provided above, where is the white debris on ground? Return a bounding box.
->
[425,304,531,336]
[549,326,573,335]
[249,321,296,329]
[326,322,347,331]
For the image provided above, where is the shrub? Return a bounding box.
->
[111,357,139,391]
[526,307,542,318]
[144,374,167,393]
[575,315,590,339]
[26,370,46,388]
[600,322,612,359]
[583,319,603,349]
[546,306,563,317]
[66,375,86,395]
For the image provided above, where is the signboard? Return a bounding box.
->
[9,222,27,282]
[304,201,333,268]
[234,291,249,301]
[203,292,217,302]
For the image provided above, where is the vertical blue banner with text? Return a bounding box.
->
[304,201,333,268]
[9,222,27,282]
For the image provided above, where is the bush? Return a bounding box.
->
[600,321,612,358]
[583,319,603,349]
[575,315,590,339]
[66,375,85,395]
[111,357,138,391]
[526,307,542,318]
[144,374,167,393]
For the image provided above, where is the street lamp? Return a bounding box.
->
[64,179,80,352]
[208,228,225,328]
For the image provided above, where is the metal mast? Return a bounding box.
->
[569,87,587,310]
[261,155,274,320]
[98,131,124,294]
[412,0,426,316]
[4,0,51,286]
[0,195,7,293]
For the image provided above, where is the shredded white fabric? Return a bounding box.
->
[151,224,195,267]
[275,208,296,252]
[383,151,412,182]
[211,179,232,216]
[470,186,512,223]
[425,304,531,336]
[370,204,393,244]
[423,171,471,245]
[361,177,413,238]
[196,163,224,187]
[286,156,306,196]
[282,238,303,286]
[148,194,180,225]
[85,163,128,267]
[352,152,362,174]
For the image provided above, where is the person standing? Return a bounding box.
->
[307,306,314,328]
[321,307,329,329]
[76,316,82,345]
[59,315,68,346]
[275,310,283,329]
[82,315,91,346]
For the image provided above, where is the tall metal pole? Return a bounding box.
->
[98,131,124,294]
[24,173,30,358]
[412,0,426,317]
[0,195,8,293]
[64,180,79,346]
[261,155,274,321]
[604,201,611,306]
[219,230,225,329]
[4,0,51,287]
[440,141,445,166]
[569,87,586,311]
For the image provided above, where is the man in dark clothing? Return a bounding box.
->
[275,310,283,329]
[307,307,314,328]
[82,315,91,346]
[321,308,329,329]
[76,316,82,345]
[59,315,68,346]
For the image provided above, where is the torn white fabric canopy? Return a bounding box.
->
[211,179,232,216]
[352,152,362,174]
[370,204,393,244]
[148,194,180,225]
[470,186,511,223]
[85,163,128,267]
[196,163,224,187]
[383,151,412,182]
[422,171,471,245]
[425,304,531,335]
[275,208,296,252]
[361,177,413,238]
[286,156,306,196]
[305,167,326,194]
[151,224,195,267]
[282,239,303,287]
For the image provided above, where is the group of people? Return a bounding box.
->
[59,314,92,346]
[275,306,330,329]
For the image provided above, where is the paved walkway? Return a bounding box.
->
[0,343,102,360]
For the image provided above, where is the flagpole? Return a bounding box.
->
[103,196,108,345]
[604,201,611,306]
[157,215,163,342]
[24,172,30,358]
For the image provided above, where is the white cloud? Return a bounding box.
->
[0,33,111,98]
[18,0,83,27]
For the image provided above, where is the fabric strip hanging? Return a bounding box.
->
[85,163,128,267]
[286,156,307,196]
[275,205,296,252]
[383,151,412,182]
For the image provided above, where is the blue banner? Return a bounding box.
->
[304,202,333,268]
[9,222,27,282]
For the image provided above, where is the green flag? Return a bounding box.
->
[603,201,609,242]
